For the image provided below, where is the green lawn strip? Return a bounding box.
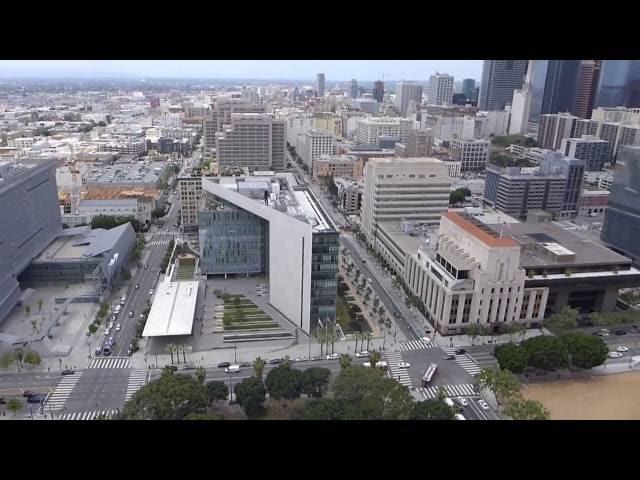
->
[225,323,283,331]
[336,294,354,332]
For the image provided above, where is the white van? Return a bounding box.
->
[455,413,466,420]
[114,305,122,314]
[225,365,240,373]
[444,397,455,408]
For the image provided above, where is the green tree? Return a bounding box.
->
[0,352,14,369]
[265,364,304,400]
[7,398,22,417]
[449,189,466,205]
[121,373,210,420]
[521,335,569,372]
[410,399,455,420]
[161,365,176,377]
[37,299,43,312]
[23,350,41,367]
[338,354,352,370]
[297,398,345,420]
[494,343,528,374]
[166,344,176,364]
[14,348,24,369]
[301,367,331,398]
[195,366,207,384]
[544,307,579,333]
[463,324,483,346]
[503,396,550,420]
[184,412,224,420]
[205,381,229,402]
[476,367,521,407]
[333,365,384,404]
[560,332,608,370]
[252,357,266,382]
[151,207,166,218]
[234,376,267,418]
[369,349,381,368]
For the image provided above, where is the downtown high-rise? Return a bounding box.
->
[478,60,528,111]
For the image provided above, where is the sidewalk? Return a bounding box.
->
[432,328,550,349]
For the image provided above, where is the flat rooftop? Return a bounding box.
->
[445,211,518,247]
[486,221,631,268]
[142,281,199,337]
[378,221,433,255]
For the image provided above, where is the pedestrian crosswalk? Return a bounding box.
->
[148,239,171,246]
[153,230,179,235]
[125,369,149,402]
[384,351,413,388]
[399,338,437,351]
[46,372,83,410]
[419,383,477,399]
[89,357,131,369]
[57,409,119,421]
[445,349,483,376]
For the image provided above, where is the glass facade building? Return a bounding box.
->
[198,192,268,275]
[310,231,339,330]
[595,60,640,109]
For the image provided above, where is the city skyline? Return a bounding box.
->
[0,60,483,81]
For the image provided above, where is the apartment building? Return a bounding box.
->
[395,82,423,117]
[355,116,413,145]
[203,98,266,153]
[334,178,363,215]
[427,73,454,106]
[297,129,336,170]
[540,153,585,218]
[215,113,286,172]
[312,155,363,180]
[178,175,203,232]
[559,136,609,171]
[284,113,315,145]
[449,138,490,171]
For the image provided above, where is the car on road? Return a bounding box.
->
[120,296,126,305]
[0,397,5,404]
[181,363,196,370]
[149,289,154,295]
[355,351,370,358]
[144,264,148,269]
[444,354,456,360]
[217,362,231,368]
[326,353,339,360]
[27,395,44,404]
[108,322,114,329]
[22,391,38,398]
[617,345,629,352]
[127,349,132,356]
[615,329,627,336]
[225,365,241,373]
[95,346,102,356]
[129,311,134,318]
[61,369,75,375]
[608,351,623,359]
[398,362,411,368]
[421,337,431,343]
[140,314,145,319]
[239,362,251,367]
[268,358,283,365]
[105,328,111,336]
[478,399,490,411]
[115,324,121,332]
[135,284,140,289]
[458,397,469,407]
[164,365,178,372]
[393,311,400,317]
[455,348,467,355]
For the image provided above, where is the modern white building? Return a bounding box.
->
[283,113,316,146]
[427,73,454,106]
[297,129,337,170]
[142,281,200,337]
[395,82,423,117]
[355,116,413,145]
[481,110,511,137]
[199,173,338,334]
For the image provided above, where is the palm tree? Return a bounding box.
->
[284,355,293,367]
[195,366,206,384]
[14,348,24,369]
[369,349,381,368]
[253,357,266,381]
[166,344,175,364]
[437,386,447,401]
[338,354,352,370]
[364,332,372,351]
[181,344,187,363]
[37,299,43,312]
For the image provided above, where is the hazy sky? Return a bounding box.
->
[0,60,483,81]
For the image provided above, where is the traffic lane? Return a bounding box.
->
[64,369,130,411]
[466,398,489,420]
[342,237,416,341]
[403,347,477,387]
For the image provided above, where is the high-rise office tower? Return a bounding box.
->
[462,79,476,99]
[540,152,585,218]
[373,80,385,103]
[215,113,286,171]
[478,60,529,111]
[316,73,325,97]
[573,60,602,119]
[595,61,640,109]
[350,79,358,99]
[395,81,423,117]
[523,60,582,134]
[601,145,640,263]
[560,136,609,171]
[427,73,454,106]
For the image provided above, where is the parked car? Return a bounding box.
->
[127,349,133,356]
[608,351,623,359]
[108,322,114,330]
[616,345,629,352]
[455,348,466,355]
[105,328,111,336]
[149,289,154,296]
[326,353,339,360]
[129,311,134,318]
[61,369,75,376]
[355,351,370,358]
[217,362,231,368]
[268,358,283,365]
[478,399,490,411]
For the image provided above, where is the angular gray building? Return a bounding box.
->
[0,161,62,322]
